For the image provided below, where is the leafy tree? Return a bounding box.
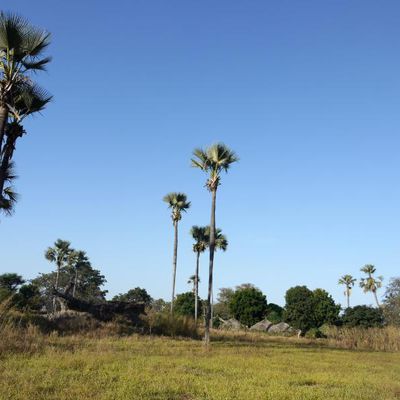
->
[150,298,169,313]
[13,283,42,311]
[342,305,384,328]
[382,277,400,326]
[0,273,24,291]
[283,286,340,333]
[213,287,235,321]
[229,286,267,327]
[283,286,316,333]
[0,12,52,214]
[113,287,153,305]
[360,264,383,307]
[33,260,107,312]
[163,192,190,314]
[174,292,202,318]
[338,274,356,308]
[313,288,340,327]
[192,143,238,345]
[67,250,90,298]
[265,303,284,323]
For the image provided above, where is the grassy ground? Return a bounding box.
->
[0,334,399,400]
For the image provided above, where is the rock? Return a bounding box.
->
[250,319,273,332]
[219,318,245,331]
[268,322,290,333]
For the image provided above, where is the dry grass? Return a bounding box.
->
[0,333,399,400]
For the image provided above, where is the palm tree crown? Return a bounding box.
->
[338,274,356,289]
[163,192,191,223]
[191,225,208,254]
[191,143,238,191]
[360,264,383,293]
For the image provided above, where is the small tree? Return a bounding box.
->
[174,292,202,318]
[229,286,267,327]
[113,287,153,306]
[265,303,284,323]
[382,277,400,326]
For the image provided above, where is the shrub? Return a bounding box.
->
[174,292,202,318]
[305,328,326,339]
[342,305,384,328]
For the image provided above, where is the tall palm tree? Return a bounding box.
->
[0,161,18,216]
[163,192,190,314]
[0,12,51,212]
[360,264,383,307]
[192,143,238,345]
[45,239,72,311]
[338,274,356,308]
[190,225,208,323]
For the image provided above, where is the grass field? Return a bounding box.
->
[1,334,400,400]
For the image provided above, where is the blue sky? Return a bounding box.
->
[1,0,399,307]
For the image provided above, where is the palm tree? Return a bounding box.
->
[68,250,90,298]
[187,275,200,293]
[0,161,18,216]
[0,12,51,212]
[360,264,383,307]
[163,192,190,314]
[338,274,356,308]
[45,239,72,311]
[190,225,208,323]
[192,143,238,345]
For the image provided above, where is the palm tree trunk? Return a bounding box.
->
[373,290,380,307]
[346,288,350,308]
[204,189,217,346]
[53,262,61,313]
[170,220,178,314]
[0,106,8,154]
[194,251,200,323]
[73,268,78,298]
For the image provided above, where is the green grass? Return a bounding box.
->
[0,335,399,400]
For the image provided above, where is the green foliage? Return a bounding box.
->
[304,327,326,339]
[283,286,316,332]
[174,292,202,318]
[13,284,42,311]
[313,289,341,327]
[229,286,267,327]
[266,303,284,323]
[283,286,340,332]
[163,192,190,222]
[342,305,384,328]
[113,287,153,305]
[0,273,25,292]
[383,277,400,326]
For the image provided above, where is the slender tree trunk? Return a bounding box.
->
[210,287,214,328]
[0,106,8,155]
[73,268,78,298]
[170,220,178,314]
[204,189,217,346]
[53,262,61,313]
[373,290,380,307]
[346,288,350,308]
[194,251,200,323]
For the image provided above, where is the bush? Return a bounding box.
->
[305,328,326,339]
[342,305,384,328]
[265,303,284,323]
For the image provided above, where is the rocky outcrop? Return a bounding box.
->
[53,289,145,324]
[250,319,273,332]
[218,318,245,331]
[268,322,291,333]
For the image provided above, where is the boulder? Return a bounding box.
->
[268,322,290,333]
[219,318,245,331]
[250,319,273,332]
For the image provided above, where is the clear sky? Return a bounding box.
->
[1,0,399,308]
